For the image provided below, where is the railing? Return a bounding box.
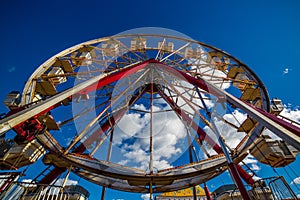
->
[212,176,298,200]
[0,182,89,200]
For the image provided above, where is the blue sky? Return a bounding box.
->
[0,0,300,199]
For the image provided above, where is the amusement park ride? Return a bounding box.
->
[0,33,300,200]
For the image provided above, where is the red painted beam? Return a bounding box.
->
[38,86,147,185]
[156,86,223,154]
[38,167,66,186]
[156,85,255,185]
[235,164,255,185]
[34,59,262,187]
[74,87,147,153]
[1,60,152,138]
[76,59,216,98]
[204,183,213,200]
[228,163,251,200]
[251,103,300,138]
[77,60,155,95]
[73,108,126,153]
[6,102,64,143]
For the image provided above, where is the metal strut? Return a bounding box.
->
[194,86,251,200]
[38,83,148,186]
[149,81,154,200]
[0,60,147,135]
[101,129,114,200]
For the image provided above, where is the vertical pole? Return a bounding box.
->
[149,82,154,200]
[204,183,212,200]
[195,86,251,200]
[149,82,154,175]
[100,187,106,200]
[149,180,153,200]
[61,166,71,189]
[101,129,114,200]
[187,129,197,200]
[211,120,250,200]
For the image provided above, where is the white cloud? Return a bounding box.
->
[280,107,300,123]
[112,71,299,175]
[242,155,261,172]
[282,68,291,75]
[291,177,300,184]
[264,106,300,139]
[53,178,78,186]
[8,66,16,73]
[118,159,129,165]
[19,179,36,187]
[114,102,186,171]
[141,193,151,200]
[204,109,248,155]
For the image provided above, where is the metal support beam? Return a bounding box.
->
[149,83,154,174]
[187,129,197,200]
[0,60,148,135]
[65,68,149,153]
[38,167,66,186]
[156,86,223,154]
[101,129,114,200]
[157,85,255,187]
[38,85,147,186]
[151,60,300,149]
[204,183,213,200]
[210,115,251,200]
[74,86,147,154]
[195,86,251,200]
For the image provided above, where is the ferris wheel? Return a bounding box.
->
[0,29,300,200]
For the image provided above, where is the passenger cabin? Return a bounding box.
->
[102,41,120,56]
[48,67,67,86]
[227,67,256,91]
[37,60,73,97]
[208,51,230,71]
[270,98,284,115]
[158,41,174,52]
[36,80,57,96]
[237,117,257,134]
[71,46,94,66]
[0,139,46,170]
[131,37,146,50]
[53,59,74,73]
[249,135,299,167]
[3,91,21,110]
[184,47,202,59]
[38,114,60,130]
